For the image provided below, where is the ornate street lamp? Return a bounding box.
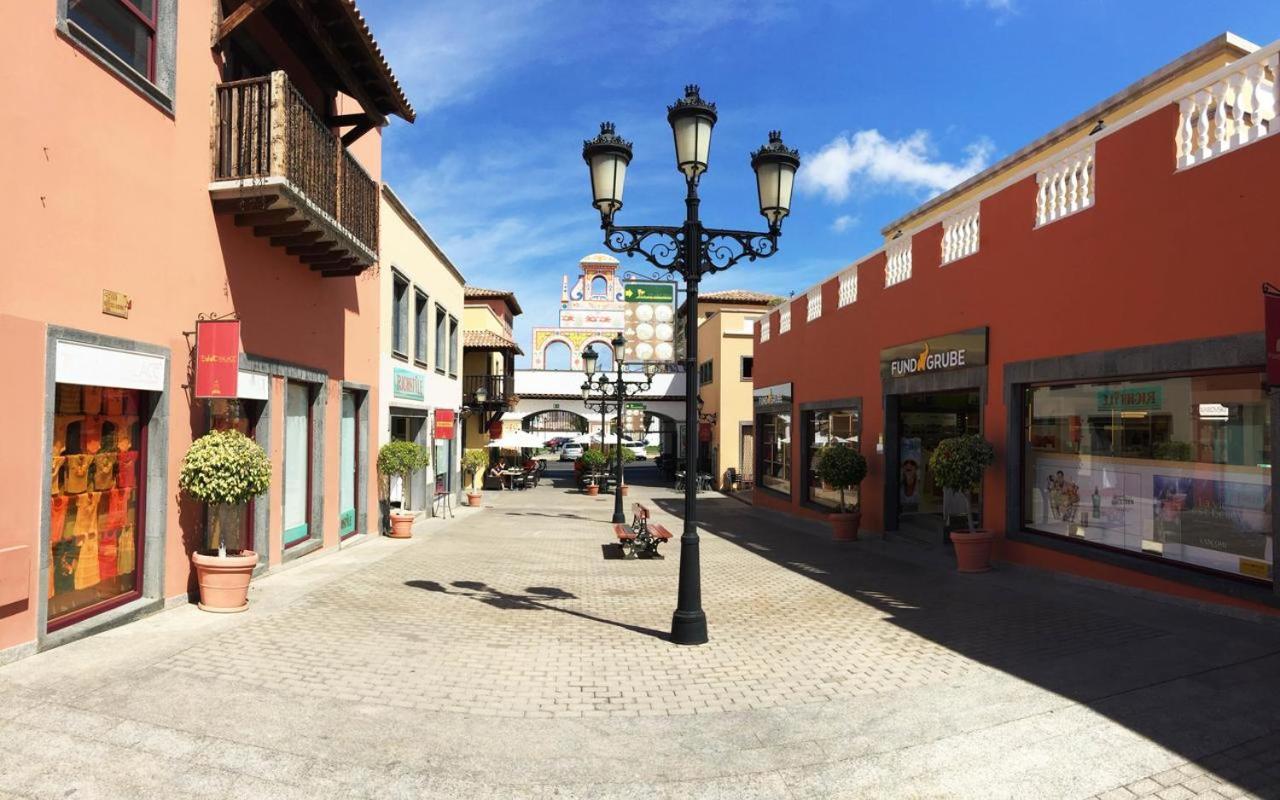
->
[583,85,798,645]
[582,337,654,525]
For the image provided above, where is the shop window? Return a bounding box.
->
[759,411,791,494]
[413,290,429,367]
[1023,372,1271,581]
[698,359,714,386]
[49,384,145,626]
[741,357,753,380]
[283,382,311,548]
[806,408,861,509]
[208,398,261,552]
[435,305,447,374]
[391,271,409,358]
[448,315,459,377]
[339,391,358,537]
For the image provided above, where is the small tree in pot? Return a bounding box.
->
[814,444,868,541]
[179,429,271,612]
[928,434,997,572]
[378,440,430,538]
[580,448,607,495]
[461,448,489,507]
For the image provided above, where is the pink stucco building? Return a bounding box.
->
[0,0,414,661]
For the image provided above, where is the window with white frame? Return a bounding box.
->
[806,288,822,321]
[838,269,858,308]
[885,238,912,287]
[941,205,980,265]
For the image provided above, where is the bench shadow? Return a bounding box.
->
[405,579,668,641]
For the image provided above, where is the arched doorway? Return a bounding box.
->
[589,341,614,372]
[522,410,588,440]
[543,341,572,371]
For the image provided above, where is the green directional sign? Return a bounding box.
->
[623,281,676,303]
[625,402,646,410]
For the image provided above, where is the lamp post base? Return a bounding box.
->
[670,609,708,645]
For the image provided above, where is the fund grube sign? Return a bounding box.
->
[880,328,988,380]
[622,280,677,364]
[194,319,240,398]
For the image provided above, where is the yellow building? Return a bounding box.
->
[683,290,781,489]
[461,287,523,470]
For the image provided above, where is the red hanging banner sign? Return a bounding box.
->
[194,320,240,399]
[435,409,456,440]
[489,420,504,439]
[1266,286,1280,387]
[698,422,713,443]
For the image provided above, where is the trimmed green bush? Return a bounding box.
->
[580,448,608,481]
[814,444,868,513]
[928,434,996,533]
[378,441,430,508]
[462,448,489,491]
[179,429,271,555]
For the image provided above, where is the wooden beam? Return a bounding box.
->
[214,0,276,46]
[309,257,357,270]
[254,220,311,237]
[286,243,337,256]
[340,120,375,147]
[269,230,325,247]
[234,208,295,227]
[320,267,364,278]
[328,113,370,127]
[300,251,356,264]
[284,0,387,127]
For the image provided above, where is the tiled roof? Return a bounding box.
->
[698,290,782,304]
[464,286,523,315]
[329,0,415,122]
[463,330,523,354]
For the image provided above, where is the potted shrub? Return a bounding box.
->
[378,440,430,538]
[179,429,271,613]
[580,448,607,495]
[461,448,489,507]
[814,444,868,541]
[929,434,997,572]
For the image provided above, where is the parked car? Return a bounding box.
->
[559,443,584,461]
[544,436,571,451]
[623,440,648,460]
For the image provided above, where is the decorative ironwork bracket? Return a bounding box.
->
[699,227,778,275]
[602,221,779,278]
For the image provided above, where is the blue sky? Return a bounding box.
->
[360,0,1280,365]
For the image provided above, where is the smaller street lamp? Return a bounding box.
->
[582,337,654,523]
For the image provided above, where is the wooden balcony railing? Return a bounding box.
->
[464,373,515,405]
[211,71,378,275]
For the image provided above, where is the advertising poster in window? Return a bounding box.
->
[900,438,923,513]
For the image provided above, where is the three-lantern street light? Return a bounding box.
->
[581,335,658,526]
[582,85,799,646]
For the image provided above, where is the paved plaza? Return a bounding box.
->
[4,463,1280,798]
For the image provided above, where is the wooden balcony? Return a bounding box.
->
[209,72,378,277]
[464,373,517,408]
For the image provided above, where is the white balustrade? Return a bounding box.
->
[1035,145,1094,226]
[1177,52,1278,169]
[759,315,770,342]
[779,305,791,334]
[806,288,822,321]
[838,269,858,307]
[885,238,912,287]
[940,204,980,265]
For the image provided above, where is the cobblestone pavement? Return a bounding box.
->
[4,463,1280,798]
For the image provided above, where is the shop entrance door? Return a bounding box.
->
[339,391,357,537]
[283,382,311,548]
[389,415,428,511]
[894,390,981,543]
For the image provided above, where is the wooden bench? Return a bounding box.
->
[612,502,673,559]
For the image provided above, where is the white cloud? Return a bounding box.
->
[798,130,994,202]
[831,214,859,233]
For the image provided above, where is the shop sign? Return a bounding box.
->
[1096,385,1163,412]
[488,420,503,438]
[625,402,645,410]
[753,382,792,408]
[194,320,240,399]
[880,328,987,380]
[393,368,424,401]
[102,290,131,319]
[434,409,455,440]
[1266,287,1280,386]
[622,280,678,365]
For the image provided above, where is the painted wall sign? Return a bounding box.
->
[434,408,455,440]
[558,309,625,329]
[1097,385,1163,412]
[194,319,240,399]
[753,382,793,408]
[102,290,131,319]
[880,328,988,380]
[392,367,424,401]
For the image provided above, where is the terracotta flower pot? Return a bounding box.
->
[951,528,994,573]
[830,511,861,541]
[620,485,629,496]
[585,485,599,496]
[192,550,257,613]
[466,492,482,507]
[387,512,414,538]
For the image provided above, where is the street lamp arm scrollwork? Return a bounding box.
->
[601,225,686,273]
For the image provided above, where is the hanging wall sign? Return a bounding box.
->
[434,409,455,440]
[194,320,240,398]
[880,328,988,380]
[393,368,424,401]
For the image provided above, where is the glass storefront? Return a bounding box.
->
[283,382,311,547]
[1023,372,1271,580]
[807,408,861,509]
[339,391,357,537]
[759,411,791,494]
[49,384,144,623]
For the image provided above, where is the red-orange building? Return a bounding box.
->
[751,34,1280,613]
[0,0,413,661]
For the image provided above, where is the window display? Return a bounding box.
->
[1024,372,1271,580]
[49,384,143,622]
[759,411,791,494]
[807,408,861,509]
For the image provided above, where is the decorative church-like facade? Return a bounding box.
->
[530,253,628,371]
